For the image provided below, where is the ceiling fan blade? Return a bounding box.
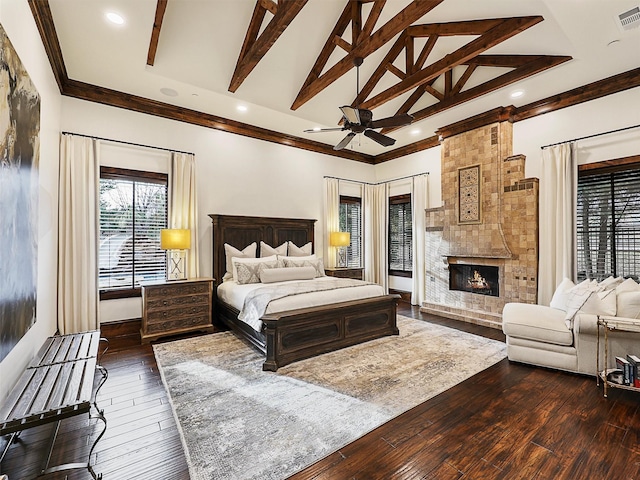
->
[303,127,345,133]
[340,106,360,125]
[364,129,396,147]
[333,132,356,150]
[369,113,414,129]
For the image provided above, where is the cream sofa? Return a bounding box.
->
[502,277,640,376]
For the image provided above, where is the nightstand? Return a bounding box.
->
[141,277,214,343]
[324,267,364,280]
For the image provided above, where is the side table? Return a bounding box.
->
[596,315,640,397]
[325,267,364,280]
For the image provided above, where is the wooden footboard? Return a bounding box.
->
[216,295,399,371]
[261,294,399,371]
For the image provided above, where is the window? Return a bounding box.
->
[99,167,168,298]
[389,194,412,277]
[339,196,362,267]
[577,162,640,282]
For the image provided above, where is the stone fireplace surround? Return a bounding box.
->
[421,120,539,329]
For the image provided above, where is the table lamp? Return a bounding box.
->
[161,228,191,280]
[330,231,351,268]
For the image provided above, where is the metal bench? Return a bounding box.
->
[0,331,108,479]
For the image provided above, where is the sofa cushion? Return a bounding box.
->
[502,303,573,346]
[549,278,574,311]
[617,291,640,319]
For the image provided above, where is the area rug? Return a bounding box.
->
[153,316,506,480]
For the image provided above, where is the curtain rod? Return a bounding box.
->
[324,171,429,186]
[540,124,640,149]
[61,131,195,156]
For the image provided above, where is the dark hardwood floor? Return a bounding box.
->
[1,305,638,479]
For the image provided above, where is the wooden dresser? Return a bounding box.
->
[324,267,364,280]
[141,277,214,343]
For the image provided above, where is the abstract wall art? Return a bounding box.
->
[0,22,41,362]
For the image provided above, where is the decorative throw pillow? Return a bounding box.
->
[260,266,316,284]
[224,242,256,280]
[235,259,278,285]
[563,279,601,329]
[549,278,575,311]
[615,278,640,295]
[278,254,316,262]
[232,255,277,283]
[598,276,624,291]
[260,241,287,257]
[617,291,640,319]
[287,241,312,257]
[283,257,325,277]
[580,289,617,317]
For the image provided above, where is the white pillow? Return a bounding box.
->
[617,291,640,319]
[564,279,600,329]
[224,242,256,280]
[287,241,312,256]
[598,276,624,291]
[260,266,316,284]
[615,278,640,294]
[283,257,325,277]
[549,278,575,311]
[232,255,277,283]
[260,241,287,257]
[278,254,316,262]
[580,289,617,317]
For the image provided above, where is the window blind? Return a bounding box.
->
[389,195,412,273]
[99,168,168,293]
[577,167,640,281]
[339,196,362,268]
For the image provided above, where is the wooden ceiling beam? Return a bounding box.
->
[415,34,437,70]
[28,0,68,91]
[386,63,406,80]
[383,55,571,133]
[357,0,386,42]
[451,64,477,95]
[146,0,168,66]
[228,0,308,93]
[260,0,278,15]
[360,16,544,111]
[466,55,542,67]
[407,19,503,37]
[296,3,353,97]
[335,35,352,53]
[291,0,445,110]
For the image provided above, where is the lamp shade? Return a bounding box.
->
[330,231,351,247]
[160,229,191,250]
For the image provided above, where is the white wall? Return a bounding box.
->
[0,0,62,403]
[60,98,377,322]
[514,87,640,177]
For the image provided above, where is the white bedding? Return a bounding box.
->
[217,277,385,332]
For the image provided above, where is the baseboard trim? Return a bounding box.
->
[100,318,142,350]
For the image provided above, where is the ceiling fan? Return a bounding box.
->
[304,57,414,151]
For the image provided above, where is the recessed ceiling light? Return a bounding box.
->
[237,105,248,112]
[160,87,178,97]
[312,127,321,131]
[510,90,524,99]
[410,129,421,135]
[105,12,125,25]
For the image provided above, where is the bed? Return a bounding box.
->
[209,214,399,371]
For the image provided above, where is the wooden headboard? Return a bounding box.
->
[209,214,316,288]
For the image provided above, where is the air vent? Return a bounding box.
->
[616,6,640,31]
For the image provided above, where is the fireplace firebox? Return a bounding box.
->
[449,264,499,297]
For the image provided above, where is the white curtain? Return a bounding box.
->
[169,152,199,278]
[363,183,388,293]
[538,143,577,305]
[411,174,429,305]
[323,178,340,267]
[58,134,100,334]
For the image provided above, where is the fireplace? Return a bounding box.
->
[449,264,499,297]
